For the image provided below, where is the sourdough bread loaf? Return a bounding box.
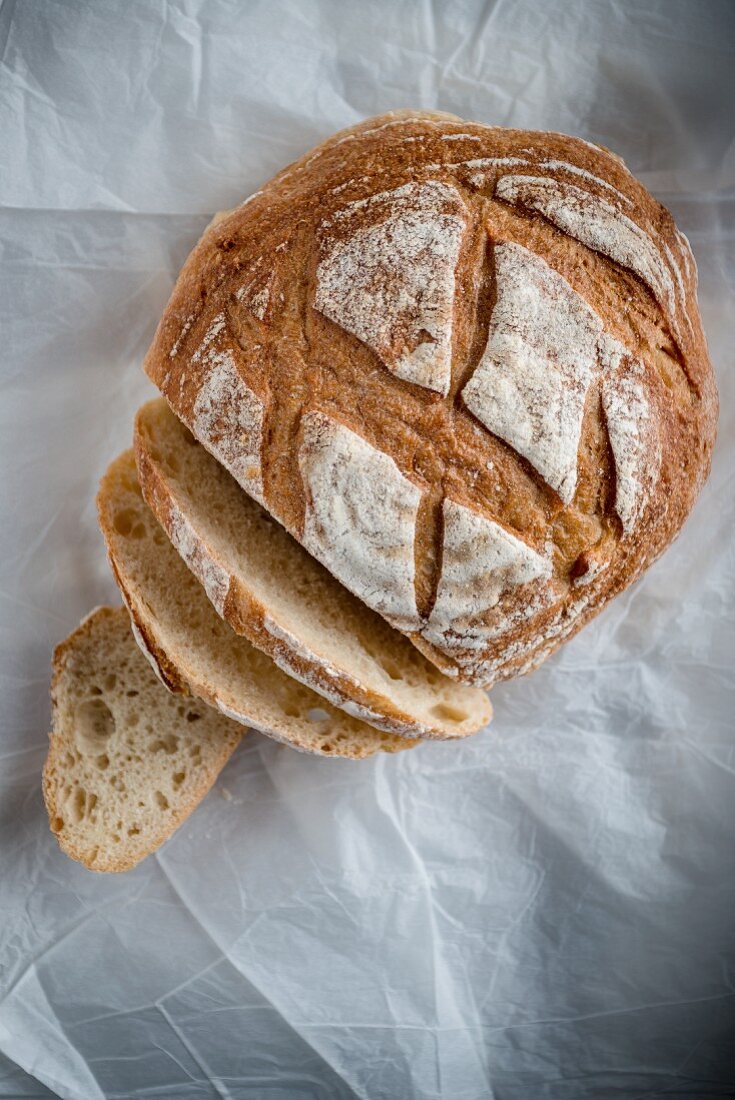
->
[97,451,420,757]
[135,398,490,738]
[44,607,244,871]
[143,110,718,686]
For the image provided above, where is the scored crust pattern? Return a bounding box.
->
[188,317,266,505]
[315,181,468,395]
[145,112,717,686]
[299,412,422,629]
[494,175,682,334]
[463,241,618,504]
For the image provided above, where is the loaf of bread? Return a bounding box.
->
[97,451,421,757]
[135,398,490,738]
[144,110,717,686]
[44,607,245,871]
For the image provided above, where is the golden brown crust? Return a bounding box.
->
[144,111,718,685]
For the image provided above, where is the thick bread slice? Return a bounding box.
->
[44,607,244,872]
[97,452,419,758]
[135,399,491,739]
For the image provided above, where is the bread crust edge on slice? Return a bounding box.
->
[134,406,491,740]
[110,558,417,756]
[43,607,243,873]
[107,553,237,727]
[106,553,188,696]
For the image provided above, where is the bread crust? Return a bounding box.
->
[144,111,718,685]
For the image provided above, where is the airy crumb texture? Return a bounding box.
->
[135,398,491,739]
[97,451,422,758]
[43,607,244,872]
[144,109,717,686]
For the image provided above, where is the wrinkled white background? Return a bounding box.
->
[1,1,733,1097]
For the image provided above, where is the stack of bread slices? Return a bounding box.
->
[45,398,492,871]
[43,111,717,871]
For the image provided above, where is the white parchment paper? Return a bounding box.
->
[1,2,733,1097]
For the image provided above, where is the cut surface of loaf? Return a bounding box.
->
[97,451,421,758]
[144,110,717,686]
[135,398,490,738]
[44,606,244,872]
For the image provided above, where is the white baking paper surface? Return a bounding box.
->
[1,1,733,1096]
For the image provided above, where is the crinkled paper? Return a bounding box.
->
[1,1,733,1096]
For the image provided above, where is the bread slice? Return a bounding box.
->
[97,451,420,758]
[134,399,491,739]
[43,606,245,872]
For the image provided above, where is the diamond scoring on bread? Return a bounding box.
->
[144,109,717,686]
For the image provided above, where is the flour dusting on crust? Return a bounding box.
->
[495,175,677,323]
[425,499,551,649]
[602,366,660,533]
[461,241,658,518]
[424,499,551,659]
[438,155,633,202]
[468,589,596,684]
[235,263,273,321]
[299,413,421,629]
[169,312,197,359]
[422,157,529,187]
[461,242,607,503]
[315,181,467,395]
[663,241,686,305]
[676,229,696,286]
[190,320,265,504]
[662,240,692,334]
[192,314,226,361]
[535,160,633,205]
